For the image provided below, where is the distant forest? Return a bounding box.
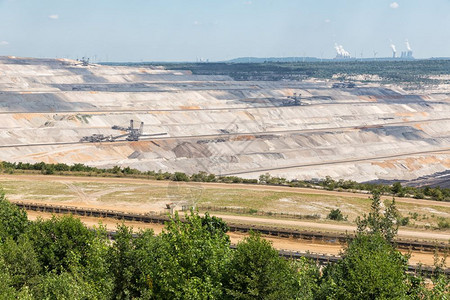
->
[104,60,450,84]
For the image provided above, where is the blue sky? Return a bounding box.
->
[0,0,449,61]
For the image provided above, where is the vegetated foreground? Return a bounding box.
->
[22,210,445,267]
[0,190,448,299]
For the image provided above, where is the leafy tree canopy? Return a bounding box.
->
[0,190,29,242]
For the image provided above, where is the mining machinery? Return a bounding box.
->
[80,120,166,143]
[332,82,356,88]
[283,93,301,106]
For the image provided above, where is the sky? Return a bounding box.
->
[0,0,449,62]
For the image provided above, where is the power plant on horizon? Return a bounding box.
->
[335,40,414,60]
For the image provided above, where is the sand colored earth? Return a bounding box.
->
[0,56,449,184]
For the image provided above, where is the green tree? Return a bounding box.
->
[151,211,231,299]
[317,233,410,299]
[294,257,321,300]
[112,166,122,174]
[0,190,29,242]
[391,182,405,197]
[224,232,301,300]
[28,221,112,299]
[26,215,95,272]
[356,191,399,243]
[0,236,41,290]
[327,209,346,221]
[32,270,97,300]
[41,164,55,175]
[0,256,18,299]
[109,224,156,299]
[258,173,271,184]
[426,273,450,299]
[201,212,229,236]
[109,224,135,299]
[81,224,114,299]
[420,255,450,299]
[322,176,337,190]
[173,172,190,182]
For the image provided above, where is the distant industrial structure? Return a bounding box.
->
[332,82,356,88]
[80,120,166,143]
[400,40,414,59]
[334,40,414,60]
[75,57,90,66]
[285,93,302,105]
[334,43,351,59]
[391,43,397,58]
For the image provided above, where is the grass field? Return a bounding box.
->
[1,176,449,231]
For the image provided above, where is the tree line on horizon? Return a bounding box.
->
[159,60,450,85]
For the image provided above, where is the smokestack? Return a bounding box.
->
[405,39,413,58]
[334,43,351,59]
[405,39,412,51]
[390,44,397,58]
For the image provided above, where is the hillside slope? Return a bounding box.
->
[0,56,448,182]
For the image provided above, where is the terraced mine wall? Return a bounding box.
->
[0,56,449,183]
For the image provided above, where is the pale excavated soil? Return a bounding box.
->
[0,56,449,183]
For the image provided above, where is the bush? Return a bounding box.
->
[391,182,405,197]
[224,233,302,299]
[398,216,410,226]
[173,172,189,182]
[327,209,346,221]
[436,218,450,229]
[25,215,96,272]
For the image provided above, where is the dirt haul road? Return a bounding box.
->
[212,214,450,241]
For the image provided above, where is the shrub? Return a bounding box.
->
[436,218,450,229]
[173,172,190,182]
[398,216,410,226]
[327,209,345,221]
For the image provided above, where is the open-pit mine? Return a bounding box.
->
[0,56,449,183]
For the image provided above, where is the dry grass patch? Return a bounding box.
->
[0,178,448,230]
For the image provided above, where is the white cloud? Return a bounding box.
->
[0,41,9,46]
[48,14,59,19]
[390,2,399,9]
[193,20,201,25]
[324,19,331,23]
[244,1,252,5]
